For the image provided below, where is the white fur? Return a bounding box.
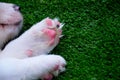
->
[0,55,66,80]
[1,17,63,58]
[0,2,23,49]
[0,2,66,80]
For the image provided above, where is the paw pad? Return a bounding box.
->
[46,18,53,26]
[26,49,33,57]
[42,29,56,39]
[54,64,59,71]
[43,74,53,80]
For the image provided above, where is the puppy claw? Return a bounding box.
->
[59,35,64,38]
[59,23,64,29]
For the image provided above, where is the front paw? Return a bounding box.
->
[41,63,66,80]
[32,17,64,46]
[40,55,67,80]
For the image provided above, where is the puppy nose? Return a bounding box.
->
[13,5,20,11]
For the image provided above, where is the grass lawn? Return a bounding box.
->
[1,0,120,80]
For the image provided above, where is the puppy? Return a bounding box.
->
[0,2,23,49]
[1,17,64,58]
[0,2,66,80]
[0,55,66,80]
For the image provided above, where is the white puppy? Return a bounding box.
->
[0,3,66,80]
[0,2,23,49]
[0,2,66,80]
[1,17,64,58]
[0,55,66,80]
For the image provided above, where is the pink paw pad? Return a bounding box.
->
[42,29,56,40]
[43,74,53,80]
[42,28,57,45]
[54,64,59,71]
[46,18,53,26]
[26,50,33,57]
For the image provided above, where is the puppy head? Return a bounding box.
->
[0,2,23,26]
[0,2,23,49]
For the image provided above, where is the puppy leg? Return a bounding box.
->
[1,17,64,58]
[0,55,66,80]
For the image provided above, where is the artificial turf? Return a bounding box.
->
[1,0,120,80]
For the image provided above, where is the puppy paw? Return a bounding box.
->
[45,55,66,77]
[40,55,66,80]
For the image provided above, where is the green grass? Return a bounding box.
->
[1,0,120,80]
